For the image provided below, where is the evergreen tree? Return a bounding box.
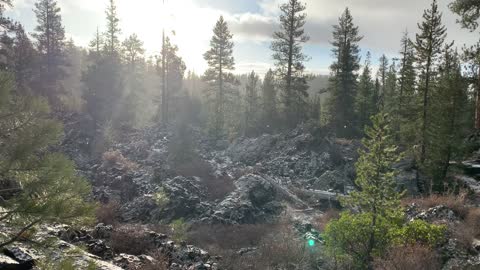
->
[384,61,399,135]
[203,16,236,141]
[397,31,418,145]
[261,69,278,133]
[89,27,103,56]
[414,0,449,173]
[104,0,121,55]
[377,54,389,110]
[244,70,260,136]
[450,0,480,129]
[425,48,470,191]
[355,52,375,131]
[327,8,363,137]
[122,34,145,69]
[13,24,37,94]
[271,0,310,127]
[0,71,95,248]
[325,113,403,268]
[32,0,66,107]
[160,37,186,122]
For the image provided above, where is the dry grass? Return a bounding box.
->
[96,201,120,225]
[188,223,318,270]
[454,208,480,251]
[187,224,273,251]
[139,250,169,270]
[374,244,441,270]
[402,192,469,219]
[314,209,341,231]
[102,149,138,172]
[172,158,235,201]
[109,225,155,255]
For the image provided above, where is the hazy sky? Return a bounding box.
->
[7,0,479,75]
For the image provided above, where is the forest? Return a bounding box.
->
[0,0,480,269]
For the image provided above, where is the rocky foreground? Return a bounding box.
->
[1,119,480,269]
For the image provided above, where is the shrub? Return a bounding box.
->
[95,201,120,225]
[453,208,480,250]
[153,188,170,209]
[373,244,440,270]
[170,219,189,242]
[403,192,469,219]
[324,212,398,268]
[393,219,446,246]
[140,250,169,270]
[101,149,138,172]
[109,225,154,255]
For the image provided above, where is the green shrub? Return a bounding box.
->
[393,219,446,247]
[170,218,189,242]
[154,188,170,209]
[324,212,401,268]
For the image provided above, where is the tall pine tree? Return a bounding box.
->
[355,52,375,132]
[261,69,278,133]
[203,16,236,141]
[271,0,310,128]
[327,8,363,137]
[32,0,66,107]
[415,0,449,192]
[244,70,260,137]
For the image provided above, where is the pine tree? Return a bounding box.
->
[397,31,418,145]
[271,0,310,128]
[355,52,375,132]
[244,70,260,137]
[415,0,449,173]
[0,70,95,248]
[104,0,121,55]
[327,8,363,137]
[122,34,145,69]
[32,0,66,107]
[203,16,236,141]
[261,69,277,133]
[450,0,480,130]
[377,54,389,110]
[89,27,103,56]
[13,23,37,94]
[384,61,398,117]
[159,37,186,122]
[425,48,470,191]
[325,113,404,268]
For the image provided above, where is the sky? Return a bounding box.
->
[7,0,479,76]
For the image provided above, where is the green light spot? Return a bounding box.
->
[308,239,315,247]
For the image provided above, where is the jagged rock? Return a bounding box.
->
[210,174,283,224]
[120,195,159,222]
[87,239,114,260]
[92,223,114,239]
[113,253,142,269]
[160,176,213,222]
[3,247,37,267]
[0,254,20,270]
[312,170,350,192]
[415,205,458,223]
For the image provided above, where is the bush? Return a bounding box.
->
[101,149,138,172]
[140,250,169,270]
[109,225,155,255]
[170,219,189,242]
[403,192,469,219]
[453,208,480,251]
[95,201,120,225]
[393,219,446,246]
[374,244,440,270]
[153,188,170,209]
[324,212,398,268]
